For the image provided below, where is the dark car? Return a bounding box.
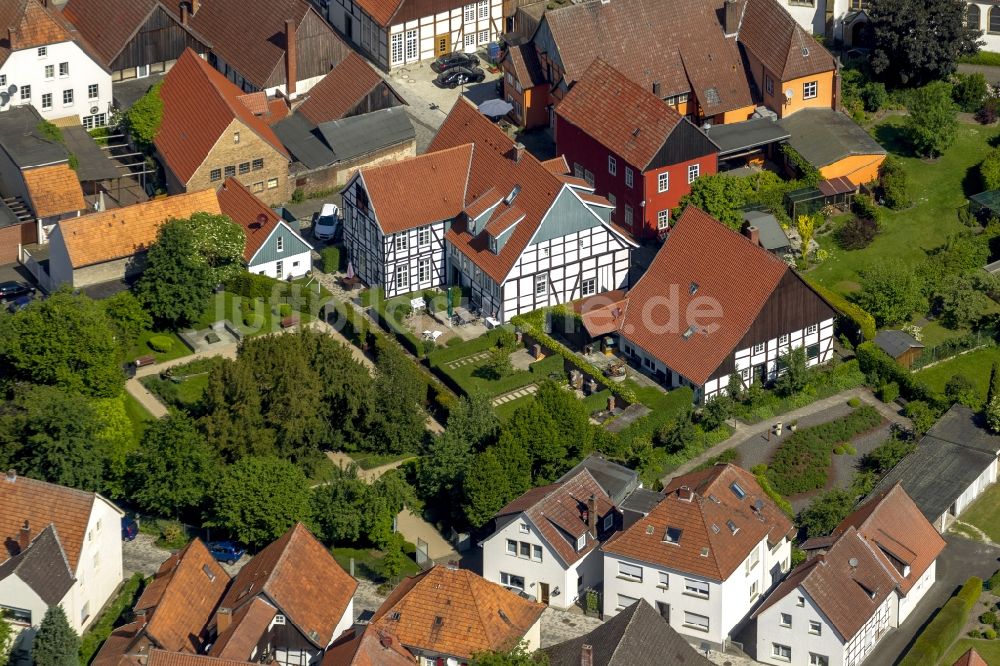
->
[431,51,479,73]
[207,541,245,564]
[121,516,138,542]
[436,66,485,89]
[7,294,32,312]
[0,281,34,303]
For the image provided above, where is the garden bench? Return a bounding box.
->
[281,315,300,329]
[134,355,156,368]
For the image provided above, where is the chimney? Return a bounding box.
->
[587,495,597,538]
[652,81,661,97]
[744,224,760,246]
[580,644,593,666]
[18,520,30,552]
[7,28,14,51]
[179,2,189,25]
[190,0,200,14]
[724,0,740,35]
[513,142,525,163]
[4,469,15,483]
[284,19,297,99]
[216,608,232,634]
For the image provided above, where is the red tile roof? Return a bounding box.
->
[146,649,253,666]
[603,464,793,581]
[0,0,71,66]
[618,206,789,385]
[135,538,231,653]
[737,0,836,81]
[208,598,276,660]
[540,156,569,175]
[156,49,289,185]
[360,143,473,235]
[506,43,544,88]
[218,523,356,648]
[754,527,897,641]
[834,483,946,595]
[557,59,685,171]
[297,52,392,125]
[348,0,399,27]
[22,164,86,219]
[216,178,309,262]
[91,620,146,666]
[954,648,989,666]
[322,628,414,666]
[0,471,110,571]
[369,566,545,660]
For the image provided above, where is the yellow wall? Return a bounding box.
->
[780,71,835,117]
[722,105,756,124]
[820,153,885,185]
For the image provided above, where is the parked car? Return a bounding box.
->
[0,281,34,303]
[436,66,485,89]
[431,51,479,73]
[7,294,32,312]
[121,516,138,542]
[314,203,340,241]
[207,541,245,564]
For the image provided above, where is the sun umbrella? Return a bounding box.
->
[346,261,355,280]
[478,98,514,118]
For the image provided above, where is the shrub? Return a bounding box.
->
[148,335,174,353]
[969,629,983,639]
[899,576,982,666]
[855,342,942,406]
[227,272,281,299]
[983,147,1000,191]
[837,216,879,250]
[278,303,293,317]
[290,188,305,203]
[879,156,909,210]
[843,443,857,455]
[852,193,882,223]
[982,611,998,625]
[953,72,988,112]
[978,97,1000,125]
[243,314,255,326]
[804,277,876,342]
[321,246,341,273]
[848,397,862,408]
[879,382,900,403]
[833,445,845,455]
[862,81,889,112]
[987,628,998,640]
[988,569,1000,591]
[242,298,257,312]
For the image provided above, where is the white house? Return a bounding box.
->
[966,4,1000,54]
[482,469,617,610]
[341,98,635,320]
[327,0,501,71]
[869,404,1000,533]
[616,207,836,403]
[601,464,793,652]
[754,484,944,666]
[0,0,112,128]
[0,470,124,654]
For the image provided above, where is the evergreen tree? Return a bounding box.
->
[372,342,426,454]
[32,606,79,666]
[134,219,214,327]
[463,448,513,529]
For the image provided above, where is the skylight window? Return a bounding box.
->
[730,482,746,499]
[664,527,683,544]
[202,565,215,582]
[683,325,697,340]
[727,519,740,535]
[705,88,721,106]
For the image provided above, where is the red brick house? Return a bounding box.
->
[555,60,719,240]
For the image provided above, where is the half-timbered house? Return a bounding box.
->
[326,0,501,70]
[616,206,836,402]
[62,0,210,82]
[341,98,634,319]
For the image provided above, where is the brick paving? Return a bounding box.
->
[445,351,491,369]
[492,383,538,406]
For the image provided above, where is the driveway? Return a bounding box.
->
[122,533,251,578]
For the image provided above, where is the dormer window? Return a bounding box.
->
[576,534,586,551]
[903,565,911,578]
[603,514,613,531]
[489,235,497,253]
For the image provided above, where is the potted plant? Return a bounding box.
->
[789,420,798,432]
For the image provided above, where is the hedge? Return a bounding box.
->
[899,576,983,666]
[802,276,876,342]
[856,342,942,407]
[989,569,1000,592]
[79,573,145,665]
[754,466,794,517]
[766,405,882,495]
[148,335,174,353]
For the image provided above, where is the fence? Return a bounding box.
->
[911,327,998,370]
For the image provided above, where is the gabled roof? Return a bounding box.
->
[954,648,989,666]
[145,649,253,666]
[781,109,886,173]
[0,523,75,606]
[835,483,945,594]
[22,164,86,218]
[156,49,289,185]
[874,329,924,358]
[55,188,221,268]
[62,0,209,68]
[0,471,113,571]
[603,464,793,581]
[135,538,231,653]
[358,143,472,235]
[92,620,145,666]
[369,566,545,660]
[215,177,311,262]
[556,454,640,507]
[208,597,276,660]
[218,523,357,648]
[737,0,836,81]
[618,207,789,385]
[296,52,397,125]
[542,599,712,666]
[756,527,897,641]
[557,59,693,171]
[506,43,544,88]
[0,0,72,66]
[322,628,414,666]
[924,403,1000,455]
[540,0,753,115]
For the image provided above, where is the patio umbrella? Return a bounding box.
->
[478,98,513,118]
[345,261,355,280]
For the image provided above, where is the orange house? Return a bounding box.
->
[501,44,549,129]
[781,108,886,185]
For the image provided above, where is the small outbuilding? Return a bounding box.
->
[742,210,790,255]
[781,108,886,185]
[874,329,924,368]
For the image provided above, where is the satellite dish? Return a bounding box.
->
[6,85,15,95]
[784,89,794,100]
[0,92,8,106]
[848,557,859,567]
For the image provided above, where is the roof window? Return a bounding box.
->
[730,482,746,499]
[727,519,739,535]
[202,564,216,582]
[664,527,683,544]
[682,325,697,340]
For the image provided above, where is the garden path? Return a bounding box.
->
[323,451,418,483]
[492,383,538,406]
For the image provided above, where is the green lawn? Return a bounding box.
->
[124,391,155,444]
[942,639,1000,665]
[915,345,1000,402]
[331,545,421,582]
[126,329,191,363]
[195,291,316,337]
[919,321,969,348]
[434,350,564,398]
[808,119,1000,297]
[348,451,417,470]
[140,374,210,413]
[956,482,1000,543]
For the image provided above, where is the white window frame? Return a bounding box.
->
[581,277,597,297]
[477,0,489,18]
[275,259,284,276]
[276,235,284,252]
[780,613,792,628]
[62,89,73,106]
[41,93,52,110]
[88,83,99,99]
[752,342,765,355]
[531,544,542,562]
[418,258,431,283]
[608,192,617,211]
[395,264,409,290]
[519,523,528,534]
[464,33,476,48]
[59,62,69,77]
[684,578,709,598]
[657,209,669,230]
[37,46,46,58]
[807,323,818,335]
[506,539,517,555]
[772,644,791,662]
[683,612,710,632]
[658,571,669,588]
[809,620,822,635]
[575,534,586,551]
[267,178,278,189]
[390,32,404,65]
[618,561,643,582]
[809,654,829,666]
[20,85,29,101]
[803,81,818,100]
[616,594,639,610]
[624,205,633,228]
[404,28,418,61]
[608,155,617,176]
[395,234,408,252]
[478,29,489,44]
[44,64,54,80]
[464,3,476,22]
[500,572,525,590]
[535,273,547,295]
[687,163,700,183]
[658,171,669,192]
[602,513,613,530]
[625,166,633,188]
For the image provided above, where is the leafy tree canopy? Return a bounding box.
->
[471,643,549,666]
[134,219,214,328]
[101,291,152,350]
[125,81,163,150]
[905,81,960,157]
[180,212,247,283]
[855,258,926,326]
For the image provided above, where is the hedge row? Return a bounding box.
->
[855,342,943,407]
[899,576,983,666]
[766,405,883,495]
[80,573,145,665]
[802,276,876,342]
[754,467,794,517]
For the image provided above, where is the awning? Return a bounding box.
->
[818,176,856,195]
[703,117,790,157]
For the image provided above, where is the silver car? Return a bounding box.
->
[314,203,339,241]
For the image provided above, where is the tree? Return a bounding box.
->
[655,409,696,454]
[479,347,513,379]
[101,291,152,350]
[861,435,916,474]
[380,532,407,581]
[463,448,514,529]
[796,214,816,257]
[181,212,247,283]
[945,374,980,407]
[471,643,549,666]
[0,290,124,398]
[92,395,138,498]
[878,156,909,210]
[371,342,427,454]
[775,347,810,397]
[124,81,163,151]
[700,395,733,431]
[796,488,856,539]
[135,219,214,327]
[0,609,13,666]
[988,395,1000,433]
[727,372,744,401]
[953,72,988,112]
[678,171,785,229]
[868,0,981,85]
[988,362,1000,407]
[904,400,938,436]
[937,275,992,329]
[32,606,79,666]
[982,147,1000,191]
[855,259,926,326]
[129,415,220,518]
[905,82,960,158]
[209,456,312,547]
